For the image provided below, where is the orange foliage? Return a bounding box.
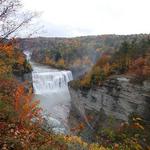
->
[57,58,65,68]
[0,43,14,75]
[14,83,41,124]
[95,54,110,67]
[0,43,14,58]
[71,123,85,132]
[0,79,41,125]
[80,55,111,88]
[0,79,17,102]
[80,73,91,88]
[45,56,54,65]
[0,41,38,125]
[17,54,25,65]
[103,63,111,76]
[129,54,150,79]
[0,41,27,76]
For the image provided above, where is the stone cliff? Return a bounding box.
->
[68,76,150,140]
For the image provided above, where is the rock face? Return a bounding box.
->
[69,76,150,125]
[14,72,32,83]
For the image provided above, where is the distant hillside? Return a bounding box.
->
[71,36,150,90]
[17,34,150,78]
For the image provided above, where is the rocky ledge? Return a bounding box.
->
[68,76,150,134]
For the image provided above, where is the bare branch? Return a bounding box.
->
[0,0,40,40]
[1,14,37,39]
[0,0,20,20]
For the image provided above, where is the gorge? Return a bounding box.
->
[21,36,150,149]
[24,51,73,134]
[29,57,150,142]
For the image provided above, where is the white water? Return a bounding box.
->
[24,51,73,134]
[32,63,73,133]
[32,66,73,95]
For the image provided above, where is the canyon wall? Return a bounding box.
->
[68,76,150,140]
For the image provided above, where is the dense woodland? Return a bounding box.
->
[70,37,150,89]
[18,34,149,71]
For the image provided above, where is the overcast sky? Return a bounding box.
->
[22,0,150,37]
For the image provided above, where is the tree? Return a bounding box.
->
[0,0,38,40]
[0,0,38,77]
[111,41,131,73]
[57,58,65,68]
[129,54,150,80]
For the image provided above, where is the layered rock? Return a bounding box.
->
[69,76,150,125]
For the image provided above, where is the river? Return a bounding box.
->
[24,51,73,134]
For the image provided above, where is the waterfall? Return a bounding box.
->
[31,63,73,134]
[23,50,31,61]
[32,68,73,95]
[23,51,73,134]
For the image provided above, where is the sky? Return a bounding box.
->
[22,0,150,37]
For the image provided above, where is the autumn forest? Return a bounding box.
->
[0,0,150,150]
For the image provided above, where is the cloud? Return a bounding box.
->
[41,22,94,37]
[21,0,150,37]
